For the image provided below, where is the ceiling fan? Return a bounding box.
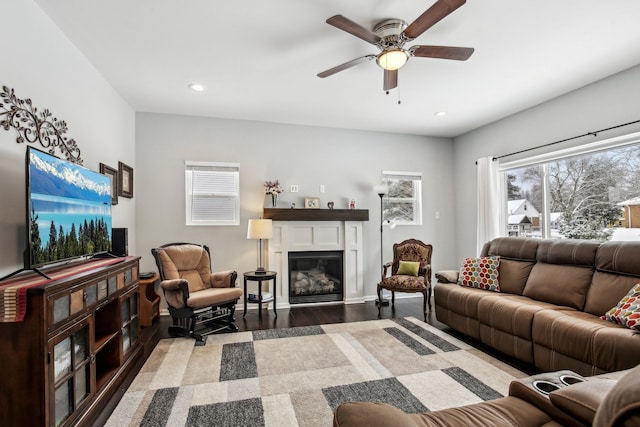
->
[317,0,474,92]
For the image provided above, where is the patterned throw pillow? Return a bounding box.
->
[601,283,640,330]
[458,256,500,292]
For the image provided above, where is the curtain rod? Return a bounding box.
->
[486,119,640,162]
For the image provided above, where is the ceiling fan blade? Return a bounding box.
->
[317,55,376,78]
[410,45,474,60]
[383,69,398,91]
[403,0,466,40]
[326,15,381,44]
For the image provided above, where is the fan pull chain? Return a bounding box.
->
[385,87,402,104]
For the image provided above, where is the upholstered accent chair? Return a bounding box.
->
[151,243,242,343]
[377,239,432,319]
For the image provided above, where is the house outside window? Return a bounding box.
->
[381,171,422,225]
[185,161,240,226]
[502,138,640,241]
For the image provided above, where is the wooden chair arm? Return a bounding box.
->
[421,264,432,284]
[382,262,393,281]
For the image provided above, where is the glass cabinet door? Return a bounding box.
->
[50,317,92,427]
[121,291,139,354]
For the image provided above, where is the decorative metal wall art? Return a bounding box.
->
[0,85,83,164]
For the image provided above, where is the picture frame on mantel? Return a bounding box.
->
[118,161,134,198]
[305,197,320,209]
[99,163,118,205]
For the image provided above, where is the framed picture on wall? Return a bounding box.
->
[99,163,119,205]
[118,161,134,198]
[305,197,320,209]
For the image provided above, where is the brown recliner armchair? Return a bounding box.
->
[151,243,242,343]
[377,239,432,319]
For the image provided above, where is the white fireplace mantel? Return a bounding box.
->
[267,220,365,308]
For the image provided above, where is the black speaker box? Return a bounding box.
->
[112,228,128,257]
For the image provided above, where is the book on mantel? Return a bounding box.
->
[248,292,273,303]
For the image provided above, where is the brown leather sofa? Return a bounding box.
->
[333,365,640,427]
[435,237,640,376]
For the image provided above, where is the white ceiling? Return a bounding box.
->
[35,0,640,138]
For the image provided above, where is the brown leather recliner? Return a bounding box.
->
[333,364,640,427]
[151,243,242,343]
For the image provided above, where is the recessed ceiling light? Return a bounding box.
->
[434,111,447,117]
[188,83,206,92]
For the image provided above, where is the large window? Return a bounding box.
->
[502,138,640,241]
[381,171,422,225]
[185,161,240,226]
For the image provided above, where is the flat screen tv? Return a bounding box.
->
[26,147,112,269]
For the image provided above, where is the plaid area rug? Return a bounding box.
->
[106,317,525,427]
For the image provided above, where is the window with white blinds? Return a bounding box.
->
[185,161,240,226]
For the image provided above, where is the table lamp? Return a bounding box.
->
[247,218,273,274]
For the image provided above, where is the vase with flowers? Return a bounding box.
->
[264,179,284,207]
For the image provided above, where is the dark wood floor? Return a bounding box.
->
[208,298,438,333]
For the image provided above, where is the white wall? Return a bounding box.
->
[0,0,136,277]
[135,113,456,299]
[453,64,640,261]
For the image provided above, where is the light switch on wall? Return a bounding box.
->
[290,184,299,193]
[435,211,441,219]
[320,184,325,193]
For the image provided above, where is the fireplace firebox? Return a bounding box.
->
[288,251,343,304]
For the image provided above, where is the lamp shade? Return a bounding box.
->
[373,184,388,195]
[247,219,273,240]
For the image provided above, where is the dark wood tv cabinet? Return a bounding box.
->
[0,257,143,426]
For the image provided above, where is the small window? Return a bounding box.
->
[185,161,239,226]
[381,171,423,225]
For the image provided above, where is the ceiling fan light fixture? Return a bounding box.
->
[377,49,408,71]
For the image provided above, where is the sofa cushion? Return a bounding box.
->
[478,295,564,341]
[549,378,617,426]
[523,263,594,310]
[458,256,500,292]
[496,259,536,295]
[535,239,599,266]
[481,236,539,261]
[584,271,640,316]
[595,240,640,277]
[434,284,499,339]
[601,283,640,330]
[532,309,640,374]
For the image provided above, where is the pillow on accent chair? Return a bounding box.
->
[601,283,640,330]
[458,256,500,292]
[397,261,420,276]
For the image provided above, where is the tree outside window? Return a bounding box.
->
[505,144,640,241]
[381,171,422,225]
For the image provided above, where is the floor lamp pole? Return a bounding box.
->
[377,192,389,305]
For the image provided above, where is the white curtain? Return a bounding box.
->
[476,156,505,255]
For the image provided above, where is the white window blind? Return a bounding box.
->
[185,161,240,226]
[381,170,423,225]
